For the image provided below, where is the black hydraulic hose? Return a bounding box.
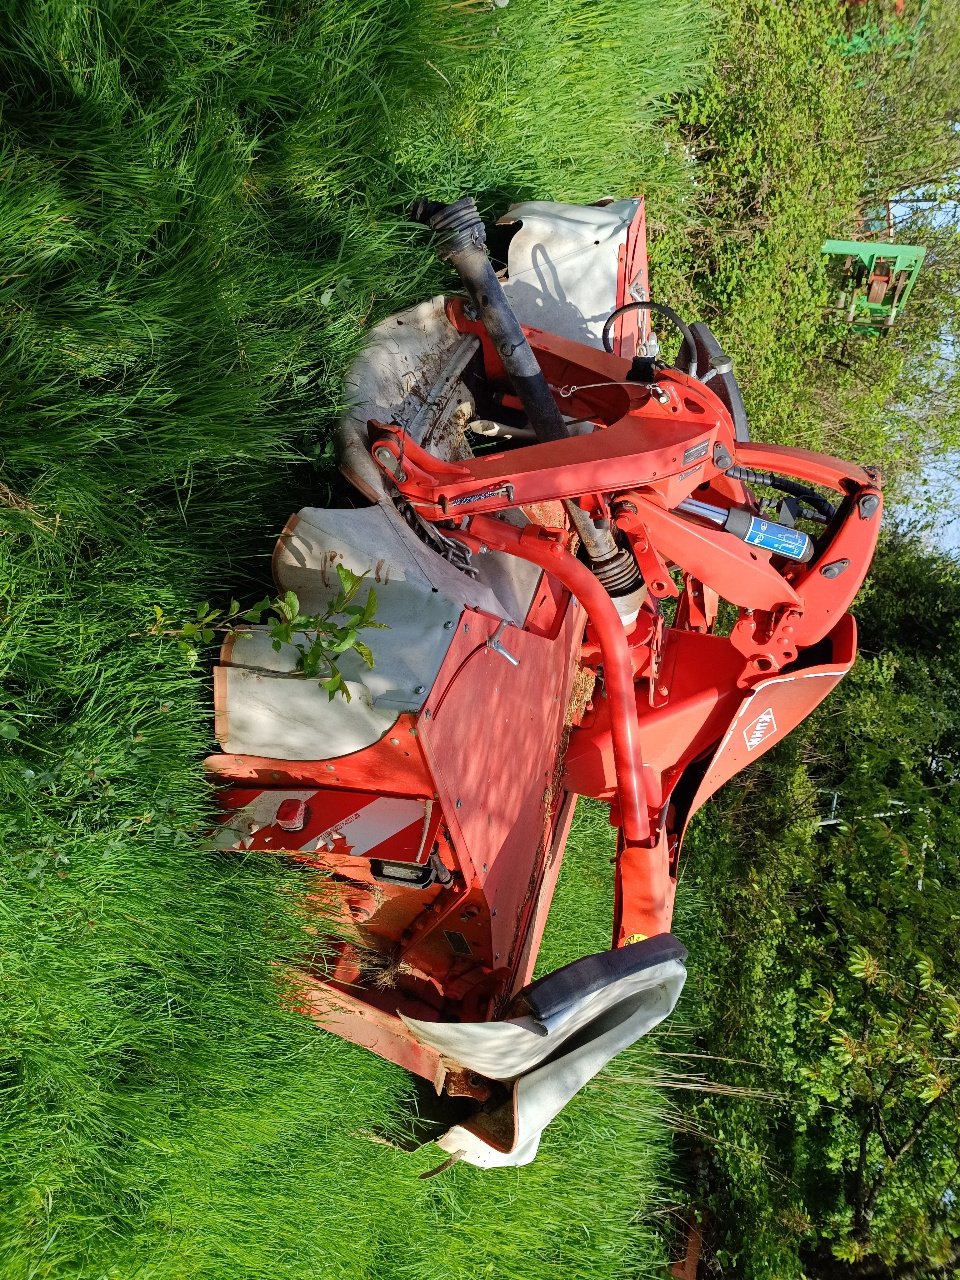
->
[726,466,837,522]
[409,196,570,444]
[601,300,698,377]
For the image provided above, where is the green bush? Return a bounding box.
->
[675,532,960,1279]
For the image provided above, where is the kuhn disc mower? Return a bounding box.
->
[206,196,882,1167]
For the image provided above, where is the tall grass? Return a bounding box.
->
[390,0,711,215]
[0,1,711,1275]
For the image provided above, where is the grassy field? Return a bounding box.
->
[0,3,712,1277]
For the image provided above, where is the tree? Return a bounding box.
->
[680,531,960,1279]
[796,800,960,1276]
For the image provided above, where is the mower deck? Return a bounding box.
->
[204,195,882,1167]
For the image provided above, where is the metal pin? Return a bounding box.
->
[487,620,520,667]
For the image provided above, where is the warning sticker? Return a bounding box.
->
[683,440,710,465]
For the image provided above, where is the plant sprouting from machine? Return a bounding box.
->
[149,564,385,701]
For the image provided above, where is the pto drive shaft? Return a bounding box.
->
[410,196,644,619]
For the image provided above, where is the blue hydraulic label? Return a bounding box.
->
[742,517,812,562]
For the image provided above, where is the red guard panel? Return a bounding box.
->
[418,602,584,980]
[613,198,650,359]
[204,711,435,797]
[683,613,858,835]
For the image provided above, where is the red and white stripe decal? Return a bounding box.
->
[216,787,432,863]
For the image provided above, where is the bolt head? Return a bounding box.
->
[858,493,880,520]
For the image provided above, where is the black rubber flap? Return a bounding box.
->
[522,933,687,1025]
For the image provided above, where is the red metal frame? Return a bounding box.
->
[367,311,882,947]
[613,198,651,359]
[206,301,882,1092]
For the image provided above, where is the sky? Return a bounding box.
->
[892,447,960,555]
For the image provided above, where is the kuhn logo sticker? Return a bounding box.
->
[743,707,777,752]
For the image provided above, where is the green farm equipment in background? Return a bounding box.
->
[822,237,926,335]
[822,5,929,335]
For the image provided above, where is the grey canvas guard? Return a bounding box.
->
[403,934,687,1167]
[217,501,542,761]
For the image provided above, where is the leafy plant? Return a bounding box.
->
[150,565,385,700]
[676,530,960,1280]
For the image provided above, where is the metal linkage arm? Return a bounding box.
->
[448,515,651,847]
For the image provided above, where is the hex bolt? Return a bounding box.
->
[820,558,850,579]
[713,441,733,470]
[372,446,406,482]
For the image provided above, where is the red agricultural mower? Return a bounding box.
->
[206,196,882,1167]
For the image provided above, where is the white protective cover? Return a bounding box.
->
[499,199,642,349]
[405,947,686,1168]
[337,296,477,503]
[216,502,538,760]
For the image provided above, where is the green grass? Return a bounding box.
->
[0,2,710,1275]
